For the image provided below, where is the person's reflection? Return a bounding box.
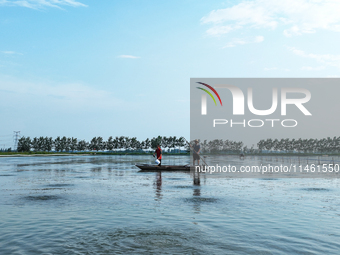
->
[193,171,200,186]
[154,172,162,201]
[193,171,201,213]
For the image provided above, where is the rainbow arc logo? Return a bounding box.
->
[196,82,222,106]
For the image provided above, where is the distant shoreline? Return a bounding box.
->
[0,153,89,157]
[0,152,190,157]
[0,152,339,157]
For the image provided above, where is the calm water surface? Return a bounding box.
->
[1,155,340,254]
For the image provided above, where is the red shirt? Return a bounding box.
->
[155,148,162,159]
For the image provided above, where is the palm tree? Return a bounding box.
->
[223,139,231,152]
[168,136,176,153]
[70,137,77,152]
[38,137,45,151]
[161,136,169,151]
[54,136,62,152]
[135,140,142,151]
[335,136,340,152]
[60,136,67,152]
[113,136,120,152]
[257,139,265,152]
[118,136,125,151]
[295,138,303,153]
[277,139,285,152]
[89,137,98,151]
[273,139,279,152]
[44,137,53,152]
[96,137,104,151]
[208,139,221,153]
[236,141,243,153]
[176,137,185,153]
[144,138,151,151]
[31,137,39,152]
[124,137,131,151]
[130,137,138,151]
[151,136,162,150]
[65,137,71,152]
[77,140,88,151]
[202,140,208,153]
[106,136,114,151]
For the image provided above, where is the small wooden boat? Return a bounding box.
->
[136,164,191,172]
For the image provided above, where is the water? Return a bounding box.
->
[1,155,340,254]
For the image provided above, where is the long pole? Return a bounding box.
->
[181,137,208,167]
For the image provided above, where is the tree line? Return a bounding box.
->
[256,137,340,154]
[191,137,340,154]
[16,136,340,154]
[199,139,244,153]
[17,136,187,153]
[198,137,340,154]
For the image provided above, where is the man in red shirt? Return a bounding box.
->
[153,144,162,166]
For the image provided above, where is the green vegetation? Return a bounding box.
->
[15,135,187,153]
[256,137,340,154]
[3,135,339,156]
[200,139,243,154]
[0,151,190,156]
[199,137,340,155]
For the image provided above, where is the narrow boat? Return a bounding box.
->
[135,164,191,172]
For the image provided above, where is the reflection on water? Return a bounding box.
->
[193,171,201,213]
[154,172,162,201]
[1,155,340,254]
[193,171,200,185]
[301,187,330,192]
[24,195,62,201]
[47,184,74,187]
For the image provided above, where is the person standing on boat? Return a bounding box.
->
[193,139,201,165]
[153,144,162,166]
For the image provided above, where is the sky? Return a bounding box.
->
[1,0,340,148]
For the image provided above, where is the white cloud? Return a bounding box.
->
[254,35,264,43]
[1,51,23,55]
[301,66,325,71]
[202,0,340,37]
[223,35,264,48]
[264,67,290,71]
[206,25,241,36]
[0,0,87,9]
[0,75,126,110]
[264,67,277,71]
[118,55,140,59]
[288,46,340,68]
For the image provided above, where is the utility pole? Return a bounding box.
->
[13,131,20,151]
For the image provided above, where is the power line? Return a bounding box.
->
[0,137,12,141]
[0,138,12,143]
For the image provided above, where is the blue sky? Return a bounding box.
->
[1,0,340,147]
